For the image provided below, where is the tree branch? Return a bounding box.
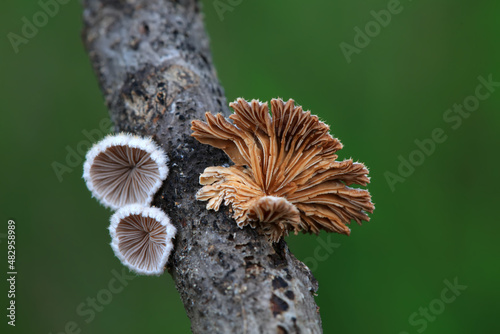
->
[82,0,322,332]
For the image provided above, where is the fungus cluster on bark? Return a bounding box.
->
[83,134,176,275]
[192,98,374,242]
[82,98,373,270]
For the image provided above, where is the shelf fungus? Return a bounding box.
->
[83,133,168,210]
[109,205,176,275]
[191,98,374,242]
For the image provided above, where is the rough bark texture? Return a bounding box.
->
[82,1,323,333]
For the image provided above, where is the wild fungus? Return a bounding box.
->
[83,133,168,210]
[109,204,176,275]
[191,98,374,242]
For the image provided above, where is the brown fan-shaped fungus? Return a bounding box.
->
[191,98,374,242]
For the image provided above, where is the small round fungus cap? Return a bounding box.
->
[83,133,168,210]
[109,205,176,276]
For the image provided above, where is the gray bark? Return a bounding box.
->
[82,1,323,333]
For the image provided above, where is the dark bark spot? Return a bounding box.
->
[277,325,288,334]
[285,290,295,300]
[243,256,254,264]
[268,252,287,269]
[141,22,150,35]
[207,245,215,256]
[272,276,289,289]
[267,241,288,268]
[129,37,140,50]
[270,294,289,317]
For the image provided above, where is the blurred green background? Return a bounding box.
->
[1,0,499,333]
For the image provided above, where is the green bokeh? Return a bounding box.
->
[1,0,499,333]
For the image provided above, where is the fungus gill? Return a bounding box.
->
[191,98,374,242]
[83,133,168,210]
[109,204,176,275]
